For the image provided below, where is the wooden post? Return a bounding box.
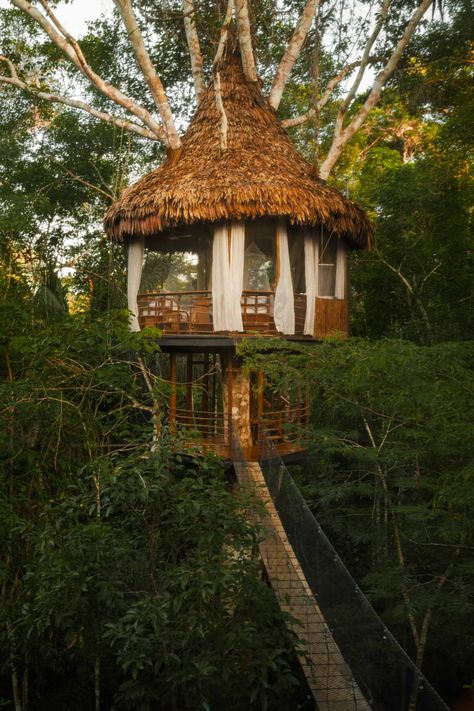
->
[257,369,264,448]
[202,353,209,435]
[170,352,177,434]
[186,353,193,426]
[226,353,233,448]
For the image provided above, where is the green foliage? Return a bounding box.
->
[241,337,474,700]
[7,452,300,710]
[0,303,305,710]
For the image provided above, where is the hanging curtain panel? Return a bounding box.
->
[304,232,319,335]
[274,220,295,335]
[212,222,245,332]
[229,221,245,331]
[335,240,347,299]
[212,223,231,331]
[127,237,145,332]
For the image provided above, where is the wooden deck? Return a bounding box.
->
[138,290,348,339]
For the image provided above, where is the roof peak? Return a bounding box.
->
[104,37,373,249]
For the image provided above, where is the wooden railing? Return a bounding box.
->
[138,290,309,336]
[167,394,309,460]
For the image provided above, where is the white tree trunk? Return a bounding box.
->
[235,0,258,82]
[183,0,206,103]
[268,0,321,110]
[113,0,181,149]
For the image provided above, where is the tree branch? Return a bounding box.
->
[113,0,181,149]
[234,0,258,83]
[8,0,167,143]
[319,0,434,179]
[213,0,235,150]
[183,0,206,103]
[0,57,159,141]
[281,58,382,128]
[340,0,392,115]
[377,251,434,343]
[268,0,321,110]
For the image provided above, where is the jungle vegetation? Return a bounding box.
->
[0,0,472,709]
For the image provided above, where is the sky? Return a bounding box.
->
[0,0,114,36]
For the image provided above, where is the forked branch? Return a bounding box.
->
[319,0,434,178]
[8,0,169,144]
[0,57,159,141]
[281,57,382,128]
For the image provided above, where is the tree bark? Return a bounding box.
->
[235,0,258,82]
[0,59,159,141]
[213,0,235,150]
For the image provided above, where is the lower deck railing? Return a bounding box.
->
[166,401,309,460]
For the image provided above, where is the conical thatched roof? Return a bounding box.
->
[104,42,373,249]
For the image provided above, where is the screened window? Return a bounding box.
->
[139,232,212,293]
[288,226,306,294]
[318,232,337,297]
[244,220,276,291]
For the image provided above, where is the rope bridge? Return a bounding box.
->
[231,428,449,711]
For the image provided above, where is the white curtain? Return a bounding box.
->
[212,224,230,331]
[211,222,245,331]
[229,221,245,331]
[304,232,319,335]
[274,220,295,335]
[335,240,347,299]
[127,237,145,332]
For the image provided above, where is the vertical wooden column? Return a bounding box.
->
[186,353,193,427]
[169,352,177,433]
[257,369,264,448]
[202,353,210,435]
[226,352,233,447]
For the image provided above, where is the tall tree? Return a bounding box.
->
[0,0,436,179]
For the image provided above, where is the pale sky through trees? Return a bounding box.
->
[0,0,114,35]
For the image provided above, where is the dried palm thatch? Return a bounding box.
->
[104,42,373,249]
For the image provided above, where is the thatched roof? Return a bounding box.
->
[104,43,373,249]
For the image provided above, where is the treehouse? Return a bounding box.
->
[104,42,373,460]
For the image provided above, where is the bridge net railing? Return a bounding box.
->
[232,429,449,711]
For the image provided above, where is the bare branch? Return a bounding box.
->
[319,0,434,179]
[183,0,206,103]
[281,57,382,128]
[0,57,159,142]
[46,155,115,201]
[113,0,181,149]
[341,0,392,115]
[376,251,434,343]
[8,0,167,143]
[268,0,321,110]
[234,0,258,83]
